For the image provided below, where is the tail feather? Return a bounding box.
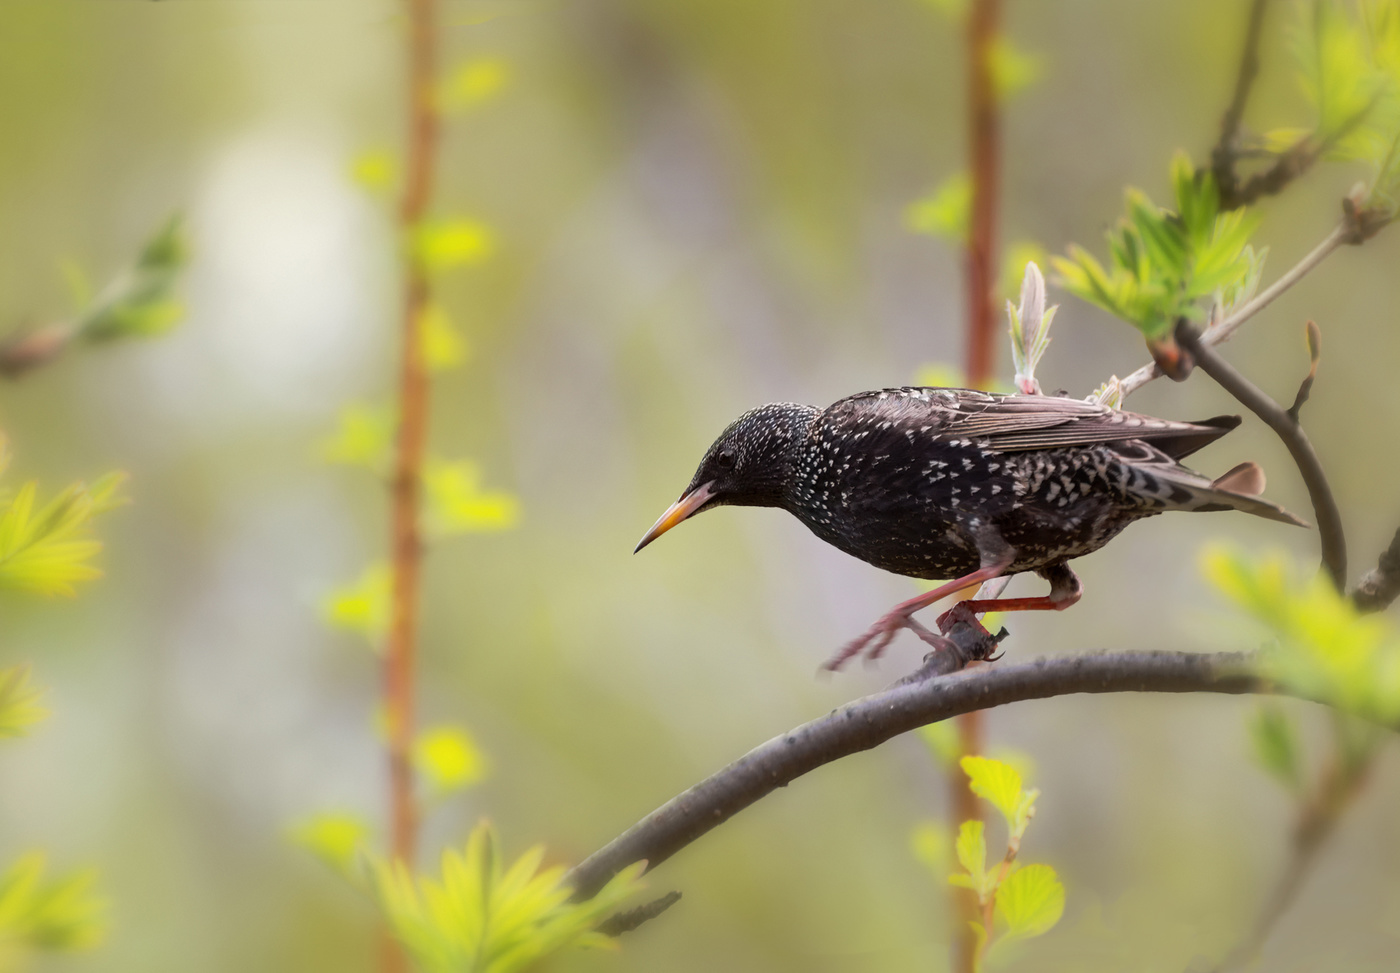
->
[1152,460,1308,527]
[1212,461,1266,496]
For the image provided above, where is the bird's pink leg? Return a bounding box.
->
[822,557,1013,671]
[936,562,1082,630]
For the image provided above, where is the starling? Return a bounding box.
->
[635,387,1305,670]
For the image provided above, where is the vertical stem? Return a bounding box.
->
[965,0,1001,389]
[383,0,439,968]
[951,1,1000,971]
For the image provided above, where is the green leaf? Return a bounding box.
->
[1250,703,1304,793]
[352,149,397,192]
[1203,545,1400,722]
[949,820,991,900]
[424,459,520,536]
[910,820,950,876]
[0,474,126,597]
[0,667,46,738]
[413,219,496,273]
[371,821,645,973]
[420,303,469,373]
[322,563,392,646]
[961,755,1039,844]
[994,862,1064,941]
[289,812,374,882]
[906,172,971,244]
[77,216,189,343]
[988,36,1041,101]
[0,853,106,956]
[319,402,394,470]
[917,720,963,767]
[441,58,510,112]
[413,724,490,796]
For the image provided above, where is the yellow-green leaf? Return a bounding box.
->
[352,149,397,192]
[994,862,1064,940]
[322,563,392,646]
[962,756,1021,826]
[289,812,374,881]
[370,820,644,973]
[950,820,990,899]
[0,475,126,597]
[916,721,961,767]
[1249,703,1303,793]
[413,219,495,273]
[910,820,950,876]
[0,853,106,955]
[0,667,46,738]
[413,725,489,796]
[420,304,469,372]
[441,58,510,112]
[906,172,971,244]
[319,402,394,470]
[989,35,1041,101]
[424,459,520,536]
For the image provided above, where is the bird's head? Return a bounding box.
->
[635,402,816,553]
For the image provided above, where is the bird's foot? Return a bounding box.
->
[935,600,990,635]
[822,610,921,671]
[823,610,968,672]
[895,617,1010,684]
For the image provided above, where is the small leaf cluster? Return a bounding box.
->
[0,854,106,969]
[1052,153,1261,344]
[1288,0,1400,210]
[1203,545,1400,722]
[918,754,1065,970]
[371,822,644,973]
[74,217,189,343]
[0,468,126,598]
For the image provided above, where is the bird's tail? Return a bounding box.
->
[1154,460,1309,527]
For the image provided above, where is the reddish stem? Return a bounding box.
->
[951,2,1001,971]
[383,0,439,968]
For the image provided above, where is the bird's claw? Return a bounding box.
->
[822,610,915,671]
[935,600,988,634]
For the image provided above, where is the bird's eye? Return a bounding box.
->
[716,450,736,470]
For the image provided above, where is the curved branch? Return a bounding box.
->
[1176,324,1346,589]
[568,650,1278,900]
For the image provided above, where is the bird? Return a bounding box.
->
[634,386,1306,671]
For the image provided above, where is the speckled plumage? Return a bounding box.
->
[637,386,1304,667]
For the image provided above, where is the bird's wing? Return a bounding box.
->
[829,388,1240,456]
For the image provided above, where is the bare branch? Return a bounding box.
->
[567,650,1276,901]
[1212,0,1272,210]
[1353,527,1400,614]
[1176,323,1346,589]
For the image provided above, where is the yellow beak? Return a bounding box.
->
[634,481,717,553]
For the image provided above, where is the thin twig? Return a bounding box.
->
[567,650,1279,901]
[383,0,440,969]
[597,892,683,937]
[1176,323,1346,589]
[1212,0,1271,210]
[1211,715,1375,972]
[1119,221,1352,399]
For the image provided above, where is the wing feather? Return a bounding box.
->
[828,387,1239,455]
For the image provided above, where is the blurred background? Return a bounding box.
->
[1,1,1398,970]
